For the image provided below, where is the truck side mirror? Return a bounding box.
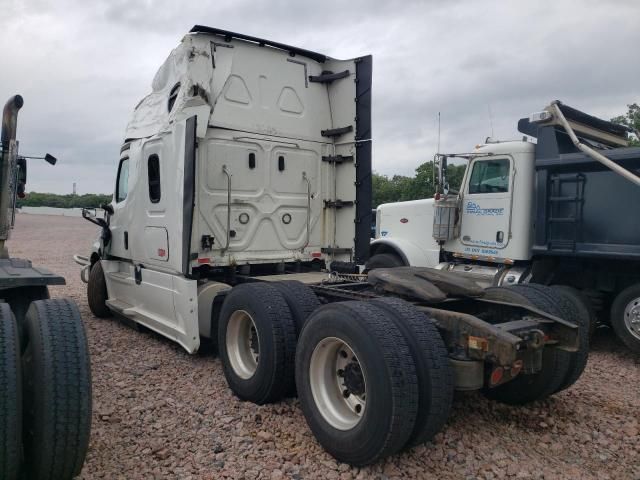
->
[436,155,448,193]
[16,157,27,198]
[44,153,57,165]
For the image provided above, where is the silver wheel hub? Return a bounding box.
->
[226,310,260,379]
[624,297,640,340]
[309,337,366,431]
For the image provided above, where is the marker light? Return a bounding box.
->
[490,367,504,386]
[529,111,553,123]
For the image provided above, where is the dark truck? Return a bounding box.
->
[0,95,91,479]
[372,101,640,353]
[522,106,640,352]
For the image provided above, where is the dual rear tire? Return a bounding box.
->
[0,304,21,480]
[296,299,453,465]
[482,284,589,404]
[217,282,453,466]
[0,298,92,480]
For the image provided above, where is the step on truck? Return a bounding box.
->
[371,102,640,353]
[75,27,586,466]
[1,95,92,479]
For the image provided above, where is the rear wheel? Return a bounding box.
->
[295,301,419,466]
[610,284,640,354]
[22,298,92,480]
[271,281,320,334]
[87,261,111,318]
[0,303,21,480]
[370,297,453,448]
[218,283,297,404]
[512,284,589,392]
[5,286,49,350]
[365,253,404,271]
[482,286,570,404]
[552,285,596,338]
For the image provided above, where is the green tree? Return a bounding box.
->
[611,103,640,146]
[16,192,112,209]
[372,162,467,207]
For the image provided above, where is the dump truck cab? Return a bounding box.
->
[441,139,537,264]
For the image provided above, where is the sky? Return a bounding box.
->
[1,0,639,195]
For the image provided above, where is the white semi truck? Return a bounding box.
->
[76,27,587,466]
[370,102,640,353]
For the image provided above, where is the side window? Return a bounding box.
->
[168,83,180,112]
[468,158,510,194]
[148,154,161,203]
[116,157,129,203]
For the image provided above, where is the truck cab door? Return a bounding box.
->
[106,149,135,260]
[458,156,513,257]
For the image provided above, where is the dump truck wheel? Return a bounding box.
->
[364,253,404,271]
[87,261,111,318]
[22,299,92,480]
[512,284,589,393]
[610,283,640,354]
[552,285,596,338]
[0,303,21,480]
[295,301,418,466]
[218,283,297,404]
[370,297,453,448]
[271,280,320,334]
[482,286,570,404]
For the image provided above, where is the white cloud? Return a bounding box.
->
[1,0,638,193]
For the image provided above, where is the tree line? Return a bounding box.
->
[373,163,466,207]
[17,192,112,209]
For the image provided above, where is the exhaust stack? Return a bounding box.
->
[0,95,24,254]
[1,95,24,146]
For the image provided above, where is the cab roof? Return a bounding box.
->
[189,25,328,63]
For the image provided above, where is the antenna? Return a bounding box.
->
[437,111,441,154]
[488,104,494,138]
[434,112,441,188]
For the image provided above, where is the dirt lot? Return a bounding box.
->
[9,213,640,479]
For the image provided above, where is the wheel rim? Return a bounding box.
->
[226,310,260,379]
[309,337,367,431]
[623,296,640,341]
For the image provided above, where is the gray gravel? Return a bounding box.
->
[9,213,640,480]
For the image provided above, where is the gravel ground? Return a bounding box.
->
[8,213,640,480]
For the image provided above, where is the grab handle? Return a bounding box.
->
[301,172,311,251]
[221,165,232,253]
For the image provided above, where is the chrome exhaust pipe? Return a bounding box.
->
[1,95,24,252]
[1,94,24,146]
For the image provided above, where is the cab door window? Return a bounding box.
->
[468,158,510,194]
[116,158,130,202]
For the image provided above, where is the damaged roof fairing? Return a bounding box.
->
[124,34,214,140]
[123,26,348,143]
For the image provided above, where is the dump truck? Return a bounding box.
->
[370,102,640,353]
[76,27,587,466]
[0,95,92,479]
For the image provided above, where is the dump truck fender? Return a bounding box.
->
[370,237,440,268]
